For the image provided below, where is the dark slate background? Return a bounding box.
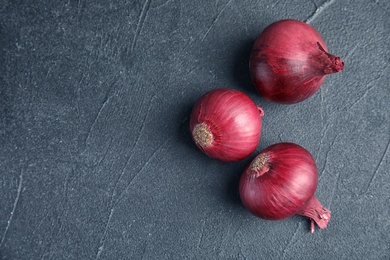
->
[1,0,389,259]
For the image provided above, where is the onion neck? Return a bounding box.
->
[297,195,331,233]
[257,106,265,118]
[316,42,344,75]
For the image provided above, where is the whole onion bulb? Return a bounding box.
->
[190,88,264,162]
[239,142,331,233]
[250,19,344,104]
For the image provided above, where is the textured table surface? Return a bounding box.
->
[1,0,389,259]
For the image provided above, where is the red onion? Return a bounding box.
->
[190,88,264,162]
[239,142,330,233]
[249,19,344,104]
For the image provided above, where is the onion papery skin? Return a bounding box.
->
[190,88,264,162]
[249,19,344,104]
[239,143,331,232]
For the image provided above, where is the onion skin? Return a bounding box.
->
[250,19,344,104]
[239,142,331,233]
[190,88,264,162]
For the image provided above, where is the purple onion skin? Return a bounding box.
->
[190,88,264,162]
[239,142,331,233]
[250,19,344,104]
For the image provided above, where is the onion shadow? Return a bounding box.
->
[230,38,257,94]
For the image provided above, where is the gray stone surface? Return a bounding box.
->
[0,0,389,259]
